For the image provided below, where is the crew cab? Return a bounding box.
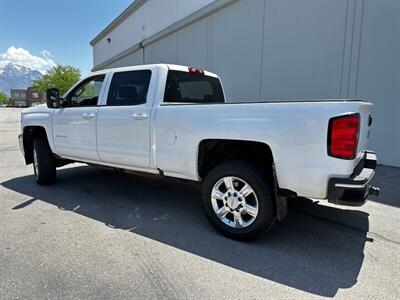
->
[18,64,379,240]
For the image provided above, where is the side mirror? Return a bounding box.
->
[46,88,61,108]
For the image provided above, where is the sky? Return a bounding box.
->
[0,0,132,75]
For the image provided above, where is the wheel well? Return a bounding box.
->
[198,139,290,221]
[22,126,48,164]
[198,139,274,179]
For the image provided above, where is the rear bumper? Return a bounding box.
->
[327,151,380,206]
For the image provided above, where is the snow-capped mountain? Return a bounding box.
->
[0,63,42,96]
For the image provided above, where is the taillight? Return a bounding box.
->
[188,66,204,75]
[328,113,360,160]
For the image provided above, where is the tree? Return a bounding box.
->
[32,64,81,96]
[0,92,9,105]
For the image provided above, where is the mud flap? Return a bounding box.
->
[271,163,288,221]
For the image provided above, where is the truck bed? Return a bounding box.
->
[154,99,373,199]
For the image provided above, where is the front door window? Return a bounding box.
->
[67,75,105,107]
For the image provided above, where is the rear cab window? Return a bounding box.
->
[164,70,224,104]
[107,70,152,106]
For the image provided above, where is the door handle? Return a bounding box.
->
[131,113,148,120]
[82,113,95,119]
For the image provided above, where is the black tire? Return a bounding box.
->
[201,161,276,240]
[32,138,56,185]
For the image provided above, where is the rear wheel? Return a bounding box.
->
[33,138,56,185]
[201,161,276,240]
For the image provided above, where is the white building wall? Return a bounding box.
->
[176,18,209,68]
[261,0,348,100]
[93,0,215,67]
[355,0,400,167]
[145,33,178,64]
[212,0,264,101]
[92,0,400,167]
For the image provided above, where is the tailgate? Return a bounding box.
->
[357,102,373,160]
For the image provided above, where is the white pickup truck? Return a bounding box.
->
[19,64,379,240]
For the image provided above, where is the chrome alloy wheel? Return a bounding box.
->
[211,176,259,228]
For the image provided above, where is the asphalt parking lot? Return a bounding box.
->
[0,108,399,299]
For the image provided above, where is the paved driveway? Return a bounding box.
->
[0,108,399,299]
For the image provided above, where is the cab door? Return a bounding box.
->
[96,69,154,168]
[52,74,106,161]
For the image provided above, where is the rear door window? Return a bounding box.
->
[107,70,152,106]
[164,71,224,103]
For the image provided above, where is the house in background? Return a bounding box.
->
[26,87,45,107]
[9,89,27,107]
[9,87,45,107]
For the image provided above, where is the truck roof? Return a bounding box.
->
[89,64,219,79]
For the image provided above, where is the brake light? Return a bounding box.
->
[328,114,360,159]
[188,67,204,75]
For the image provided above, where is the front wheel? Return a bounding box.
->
[201,161,276,240]
[33,138,56,185]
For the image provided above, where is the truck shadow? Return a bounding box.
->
[1,165,369,297]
